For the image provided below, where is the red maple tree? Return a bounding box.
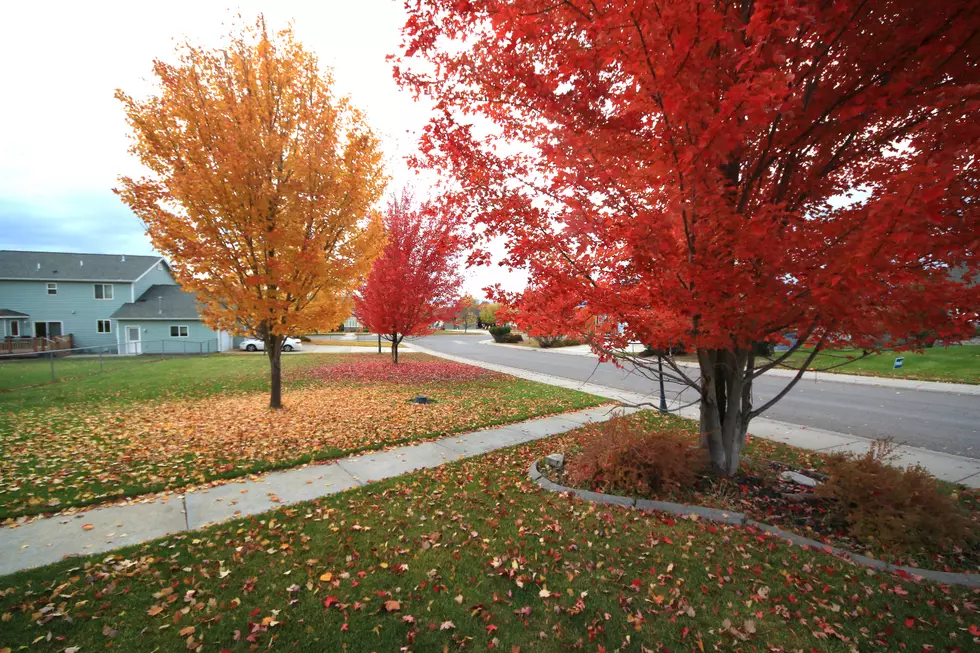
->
[354,189,465,363]
[396,0,979,474]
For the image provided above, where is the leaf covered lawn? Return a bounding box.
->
[0,356,600,520]
[0,436,977,653]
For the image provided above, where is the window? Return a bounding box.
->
[97,320,111,334]
[94,284,114,300]
[10,322,19,337]
[46,283,57,295]
[34,321,63,338]
[170,325,189,338]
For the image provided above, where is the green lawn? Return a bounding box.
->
[775,345,980,384]
[1,435,976,653]
[0,355,153,393]
[0,353,328,411]
[0,354,603,519]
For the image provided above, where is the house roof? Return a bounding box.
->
[0,250,165,282]
[112,285,205,320]
[0,308,29,318]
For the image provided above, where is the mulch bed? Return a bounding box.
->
[543,455,980,574]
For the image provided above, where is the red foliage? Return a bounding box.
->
[354,189,465,360]
[396,0,977,354]
[395,0,979,473]
[307,359,501,383]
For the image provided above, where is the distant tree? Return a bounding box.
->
[397,0,979,475]
[454,296,480,333]
[117,17,386,409]
[478,302,500,328]
[354,189,464,363]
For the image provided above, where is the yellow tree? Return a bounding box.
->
[115,18,386,408]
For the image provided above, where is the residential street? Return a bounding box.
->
[416,335,980,460]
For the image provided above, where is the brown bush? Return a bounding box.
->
[815,440,973,552]
[564,418,706,495]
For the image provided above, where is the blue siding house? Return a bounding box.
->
[112,284,234,354]
[0,250,234,354]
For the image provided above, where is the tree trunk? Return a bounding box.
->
[391,333,400,364]
[697,347,753,476]
[266,334,283,409]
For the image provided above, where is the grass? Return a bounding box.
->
[1,436,977,653]
[0,355,165,393]
[0,354,603,520]
[770,345,980,384]
[0,353,331,410]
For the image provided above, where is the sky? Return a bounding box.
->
[0,0,525,300]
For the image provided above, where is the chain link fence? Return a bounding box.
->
[0,339,222,393]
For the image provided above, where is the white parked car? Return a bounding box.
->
[239,337,303,352]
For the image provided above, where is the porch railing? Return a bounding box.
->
[1,335,73,355]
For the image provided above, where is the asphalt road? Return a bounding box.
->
[414,334,980,460]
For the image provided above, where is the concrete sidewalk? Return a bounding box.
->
[480,340,980,396]
[0,404,627,577]
[414,343,980,489]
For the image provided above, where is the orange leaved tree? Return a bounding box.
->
[116,18,386,408]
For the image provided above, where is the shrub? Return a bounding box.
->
[502,333,523,343]
[489,325,512,343]
[534,334,566,348]
[815,440,973,553]
[565,418,706,495]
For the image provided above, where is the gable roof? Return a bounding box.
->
[0,250,165,282]
[0,308,29,318]
[111,285,205,320]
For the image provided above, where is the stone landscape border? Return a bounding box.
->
[528,459,980,588]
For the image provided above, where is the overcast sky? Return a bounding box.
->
[0,0,525,300]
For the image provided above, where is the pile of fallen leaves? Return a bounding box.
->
[1,435,977,653]
[306,359,504,383]
[0,367,593,519]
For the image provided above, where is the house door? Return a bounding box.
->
[217,331,231,352]
[34,321,63,338]
[125,326,142,355]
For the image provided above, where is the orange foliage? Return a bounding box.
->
[115,17,386,405]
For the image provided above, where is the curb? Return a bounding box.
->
[528,460,980,588]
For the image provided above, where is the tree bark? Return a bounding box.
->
[391,333,401,364]
[265,333,283,409]
[697,347,752,476]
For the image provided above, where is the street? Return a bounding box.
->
[415,335,980,460]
